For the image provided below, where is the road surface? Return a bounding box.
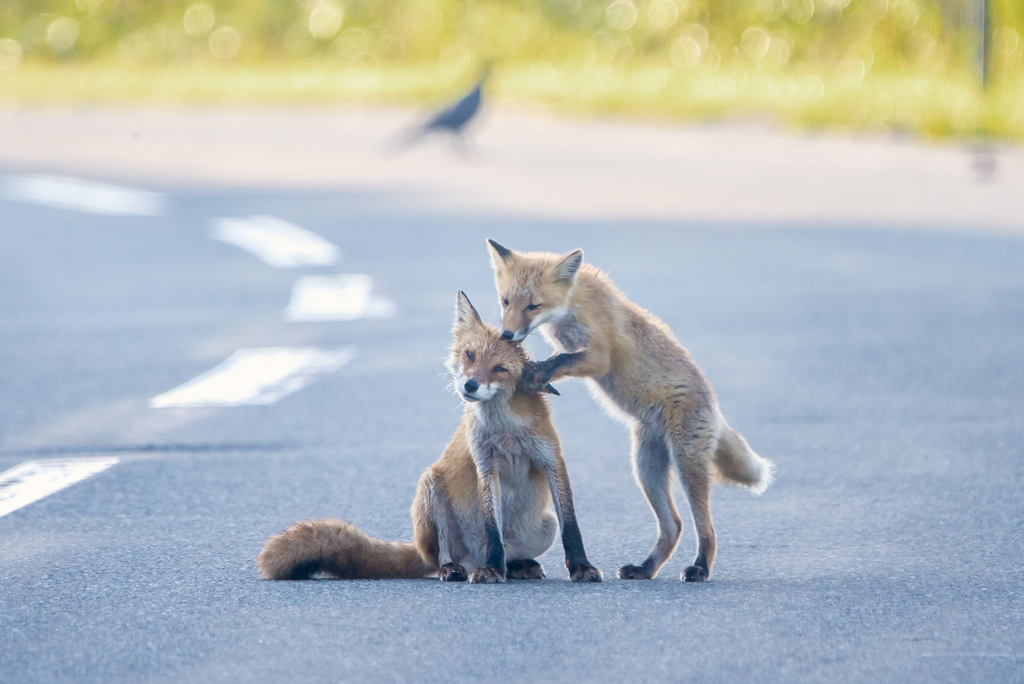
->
[1,108,1022,683]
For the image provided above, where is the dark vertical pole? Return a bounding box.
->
[981,0,991,88]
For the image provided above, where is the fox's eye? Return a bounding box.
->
[492,366,507,373]
[502,298,509,308]
[526,304,541,312]
[465,350,475,361]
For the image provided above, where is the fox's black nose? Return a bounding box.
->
[464,379,480,393]
[501,330,514,341]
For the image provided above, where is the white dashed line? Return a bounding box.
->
[0,458,120,518]
[0,174,168,216]
[285,274,396,322]
[150,346,356,408]
[211,216,340,267]
[921,654,1018,659]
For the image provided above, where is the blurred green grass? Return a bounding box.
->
[1,0,1021,138]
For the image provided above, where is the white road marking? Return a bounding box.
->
[211,216,340,267]
[285,274,396,322]
[921,654,1018,658]
[150,346,356,408]
[0,174,167,216]
[0,458,120,518]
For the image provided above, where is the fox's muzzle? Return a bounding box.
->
[501,325,529,343]
[458,376,498,403]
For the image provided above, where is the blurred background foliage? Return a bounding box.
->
[0,0,1021,137]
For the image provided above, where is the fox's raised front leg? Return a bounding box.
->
[520,352,585,393]
[522,334,615,392]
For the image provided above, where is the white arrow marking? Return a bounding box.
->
[150,346,356,408]
[285,274,396,322]
[211,216,340,267]
[0,458,120,518]
[0,174,167,216]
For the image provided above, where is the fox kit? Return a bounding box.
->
[487,239,773,582]
[256,291,602,584]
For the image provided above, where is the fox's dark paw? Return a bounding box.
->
[617,564,654,580]
[469,566,506,584]
[683,565,710,582]
[569,562,603,583]
[439,563,468,582]
[507,559,546,580]
[519,361,553,393]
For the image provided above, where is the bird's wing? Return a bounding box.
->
[425,84,482,131]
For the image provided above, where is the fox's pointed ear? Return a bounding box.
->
[554,249,584,283]
[487,239,515,271]
[454,290,484,329]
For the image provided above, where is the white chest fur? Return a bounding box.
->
[470,405,553,473]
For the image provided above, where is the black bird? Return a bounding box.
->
[423,73,485,134]
[393,65,491,149]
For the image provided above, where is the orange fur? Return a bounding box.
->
[488,239,773,581]
[256,292,601,583]
[257,519,431,580]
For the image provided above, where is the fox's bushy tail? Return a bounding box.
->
[256,518,434,580]
[712,425,774,494]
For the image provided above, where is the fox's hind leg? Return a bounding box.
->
[505,511,557,580]
[506,559,545,580]
[668,413,719,582]
[434,504,469,582]
[618,411,682,580]
[414,471,468,582]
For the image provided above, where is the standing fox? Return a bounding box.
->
[487,239,773,582]
[256,291,602,584]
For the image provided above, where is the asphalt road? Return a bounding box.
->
[1,114,1023,683]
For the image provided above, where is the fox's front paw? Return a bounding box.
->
[683,565,710,582]
[507,559,546,580]
[617,564,654,580]
[568,562,603,583]
[439,563,468,582]
[519,361,553,393]
[469,566,506,584]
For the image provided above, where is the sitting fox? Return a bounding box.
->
[486,239,774,582]
[256,291,602,584]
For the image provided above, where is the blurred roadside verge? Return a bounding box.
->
[1,0,1023,139]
